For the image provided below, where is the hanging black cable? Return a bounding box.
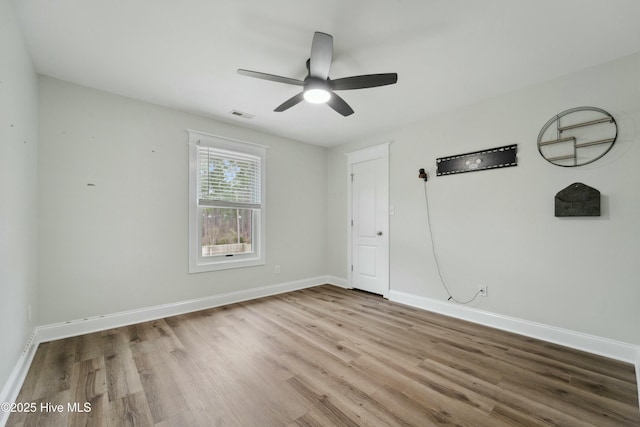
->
[422,180,480,304]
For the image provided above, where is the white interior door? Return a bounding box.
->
[351,156,389,296]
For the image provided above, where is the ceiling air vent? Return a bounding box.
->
[230,110,255,119]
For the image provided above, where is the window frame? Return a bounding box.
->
[188,130,267,273]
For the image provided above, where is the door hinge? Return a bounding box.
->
[351,219,353,226]
[351,173,354,182]
[351,265,354,271]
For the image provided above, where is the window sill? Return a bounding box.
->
[189,257,265,273]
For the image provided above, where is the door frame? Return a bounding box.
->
[346,142,390,298]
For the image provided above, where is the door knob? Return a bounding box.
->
[377,231,383,236]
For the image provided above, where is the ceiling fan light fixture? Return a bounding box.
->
[237,31,398,116]
[303,87,331,104]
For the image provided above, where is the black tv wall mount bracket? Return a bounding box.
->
[436,144,518,176]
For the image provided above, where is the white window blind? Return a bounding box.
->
[198,146,262,209]
[188,130,267,273]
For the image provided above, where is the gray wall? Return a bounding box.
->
[0,0,39,393]
[37,77,328,324]
[328,53,640,345]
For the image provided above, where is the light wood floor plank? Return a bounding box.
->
[107,390,155,427]
[7,285,640,426]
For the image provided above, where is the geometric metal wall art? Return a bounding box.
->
[555,182,600,217]
[436,144,517,176]
[537,107,617,167]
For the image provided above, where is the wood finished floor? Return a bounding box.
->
[7,285,640,426]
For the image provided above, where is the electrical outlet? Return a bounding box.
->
[479,285,488,297]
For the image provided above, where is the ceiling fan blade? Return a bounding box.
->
[327,93,354,116]
[274,92,305,112]
[237,69,304,86]
[309,32,333,80]
[331,73,398,90]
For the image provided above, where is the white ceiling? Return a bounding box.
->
[11,0,640,147]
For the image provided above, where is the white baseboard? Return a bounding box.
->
[0,330,39,427]
[38,276,331,343]
[636,348,640,409]
[325,275,349,289]
[389,290,639,364]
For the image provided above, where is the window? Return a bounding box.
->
[188,130,266,272]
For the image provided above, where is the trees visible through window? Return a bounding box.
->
[188,130,266,272]
[200,208,253,256]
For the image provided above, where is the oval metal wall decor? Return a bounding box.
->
[537,107,617,167]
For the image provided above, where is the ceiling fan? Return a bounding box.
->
[238,32,398,116]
